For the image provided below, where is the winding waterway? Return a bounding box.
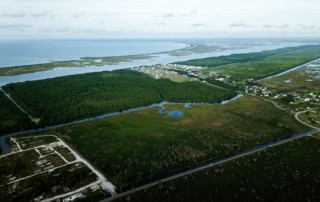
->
[0,94,243,153]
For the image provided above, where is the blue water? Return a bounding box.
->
[167,110,184,118]
[0,40,186,68]
[0,39,319,86]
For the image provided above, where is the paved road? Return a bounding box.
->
[295,109,320,130]
[101,129,319,202]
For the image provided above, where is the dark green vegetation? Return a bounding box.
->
[3,70,235,126]
[0,163,96,202]
[0,90,35,135]
[176,45,320,81]
[115,137,320,202]
[54,146,76,162]
[33,96,307,188]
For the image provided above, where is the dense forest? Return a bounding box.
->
[174,45,318,68]
[3,70,236,126]
[0,91,36,135]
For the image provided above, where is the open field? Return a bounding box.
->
[29,95,308,188]
[0,90,36,136]
[3,70,235,126]
[215,46,320,81]
[175,45,317,68]
[260,61,320,93]
[114,137,320,202]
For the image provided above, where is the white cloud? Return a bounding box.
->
[0,0,319,39]
[0,23,32,29]
[1,12,27,18]
[229,23,254,28]
[190,23,207,27]
[163,13,175,18]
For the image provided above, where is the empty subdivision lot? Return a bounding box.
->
[0,135,106,202]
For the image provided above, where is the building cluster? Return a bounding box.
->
[246,85,320,109]
[134,64,204,81]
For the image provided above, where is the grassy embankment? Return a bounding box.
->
[3,70,236,126]
[114,137,320,202]
[31,96,308,188]
[0,90,36,136]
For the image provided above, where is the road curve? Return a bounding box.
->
[295,109,320,130]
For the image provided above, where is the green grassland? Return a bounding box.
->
[0,90,36,136]
[175,45,317,68]
[3,70,235,126]
[214,46,320,81]
[175,45,320,82]
[115,137,320,202]
[260,66,320,93]
[30,96,307,188]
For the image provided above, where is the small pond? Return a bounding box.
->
[167,110,184,118]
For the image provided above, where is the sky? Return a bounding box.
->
[0,0,320,39]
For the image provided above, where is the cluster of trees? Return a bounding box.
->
[0,91,36,136]
[174,45,318,68]
[4,70,235,126]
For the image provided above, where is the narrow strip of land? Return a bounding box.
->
[0,87,38,124]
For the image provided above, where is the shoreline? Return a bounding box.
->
[0,41,309,86]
